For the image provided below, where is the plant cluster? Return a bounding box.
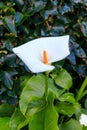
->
[0,0,87,130]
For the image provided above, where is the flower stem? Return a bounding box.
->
[45,72,49,101]
[76,77,87,101]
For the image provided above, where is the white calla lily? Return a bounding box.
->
[79,114,87,126]
[13,35,70,73]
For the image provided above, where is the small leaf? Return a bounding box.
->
[59,119,82,130]
[84,99,87,109]
[81,21,87,37]
[4,54,17,67]
[1,71,13,89]
[0,50,8,54]
[53,68,72,90]
[3,17,17,34]
[14,12,24,26]
[72,65,87,77]
[14,0,24,6]
[0,2,6,9]
[74,47,86,58]
[41,9,58,20]
[58,3,73,15]
[4,40,14,52]
[0,26,4,37]
[72,0,82,4]
[0,103,14,117]
[50,26,65,36]
[67,52,76,65]
[83,0,87,6]
[59,93,76,103]
[33,3,45,13]
[55,102,81,116]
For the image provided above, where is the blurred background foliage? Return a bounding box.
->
[0,0,87,105]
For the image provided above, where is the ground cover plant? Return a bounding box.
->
[0,0,87,130]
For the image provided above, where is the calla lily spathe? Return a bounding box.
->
[79,114,87,126]
[13,35,70,73]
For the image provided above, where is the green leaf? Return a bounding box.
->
[29,91,59,130]
[83,0,87,6]
[84,99,87,109]
[0,25,4,37]
[14,12,24,26]
[55,102,81,116]
[26,98,46,119]
[74,47,86,58]
[50,26,65,36]
[83,126,87,130]
[58,3,73,15]
[41,9,58,20]
[48,78,60,98]
[4,40,13,52]
[53,68,72,90]
[34,1,45,11]
[14,0,24,7]
[19,74,45,115]
[0,117,10,130]
[0,2,5,9]
[4,54,17,67]
[10,108,28,130]
[48,78,66,99]
[1,71,13,89]
[67,52,76,65]
[81,21,87,37]
[0,103,14,117]
[3,17,17,34]
[59,92,76,103]
[59,119,82,130]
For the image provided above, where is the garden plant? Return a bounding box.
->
[0,0,87,130]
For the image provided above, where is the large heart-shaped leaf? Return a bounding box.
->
[29,91,59,130]
[10,108,28,130]
[0,117,10,130]
[19,74,45,115]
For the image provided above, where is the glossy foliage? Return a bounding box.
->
[0,1,87,129]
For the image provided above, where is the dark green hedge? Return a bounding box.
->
[0,0,87,105]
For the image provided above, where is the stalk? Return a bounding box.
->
[44,72,49,101]
[76,77,87,101]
